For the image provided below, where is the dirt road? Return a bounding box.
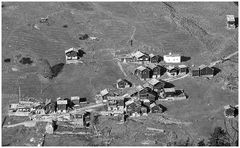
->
[3,120,37,128]
[209,51,238,67]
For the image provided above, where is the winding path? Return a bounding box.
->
[117,61,127,77]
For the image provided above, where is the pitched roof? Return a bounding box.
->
[71,96,80,100]
[164,52,180,57]
[117,78,130,84]
[125,99,134,106]
[136,66,147,71]
[148,78,160,86]
[66,51,78,57]
[57,100,67,105]
[147,63,157,69]
[143,83,150,88]
[150,102,156,108]
[166,65,176,70]
[117,78,123,83]
[100,89,109,96]
[142,99,150,103]
[178,65,187,68]
[136,85,144,91]
[132,51,146,58]
[65,47,79,54]
[149,53,155,58]
[226,15,235,21]
[164,88,175,92]
[124,85,144,96]
[199,64,207,69]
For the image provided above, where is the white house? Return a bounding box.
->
[163,53,181,63]
[57,100,68,113]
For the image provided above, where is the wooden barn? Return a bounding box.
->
[199,65,214,77]
[191,65,214,77]
[135,66,151,80]
[166,65,179,77]
[125,100,142,117]
[116,79,132,89]
[146,78,165,93]
[191,67,200,77]
[132,51,150,63]
[132,87,157,103]
[178,65,189,75]
[150,102,163,113]
[148,64,165,78]
[149,53,161,63]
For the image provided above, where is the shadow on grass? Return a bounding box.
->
[181,56,191,62]
[212,67,221,76]
[161,67,167,76]
[235,17,238,28]
[159,104,167,112]
[51,63,65,77]
[78,49,86,58]
[164,82,175,88]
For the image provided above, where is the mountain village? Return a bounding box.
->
[3,12,238,146]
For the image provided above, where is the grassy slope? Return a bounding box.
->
[2,2,238,145]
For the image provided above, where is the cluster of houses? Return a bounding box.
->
[134,63,215,80]
[99,90,165,120]
[134,64,189,80]
[8,100,44,117]
[7,47,221,132]
[119,51,181,64]
[8,96,91,128]
[191,64,215,78]
[95,76,188,120]
[119,51,215,80]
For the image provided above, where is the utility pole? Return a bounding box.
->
[40,82,43,100]
[18,78,21,103]
[138,89,140,100]
[18,85,21,103]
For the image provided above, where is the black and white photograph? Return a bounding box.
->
[1,0,238,146]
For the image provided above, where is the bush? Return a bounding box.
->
[208,127,230,146]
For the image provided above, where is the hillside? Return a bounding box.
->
[2,2,238,146]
